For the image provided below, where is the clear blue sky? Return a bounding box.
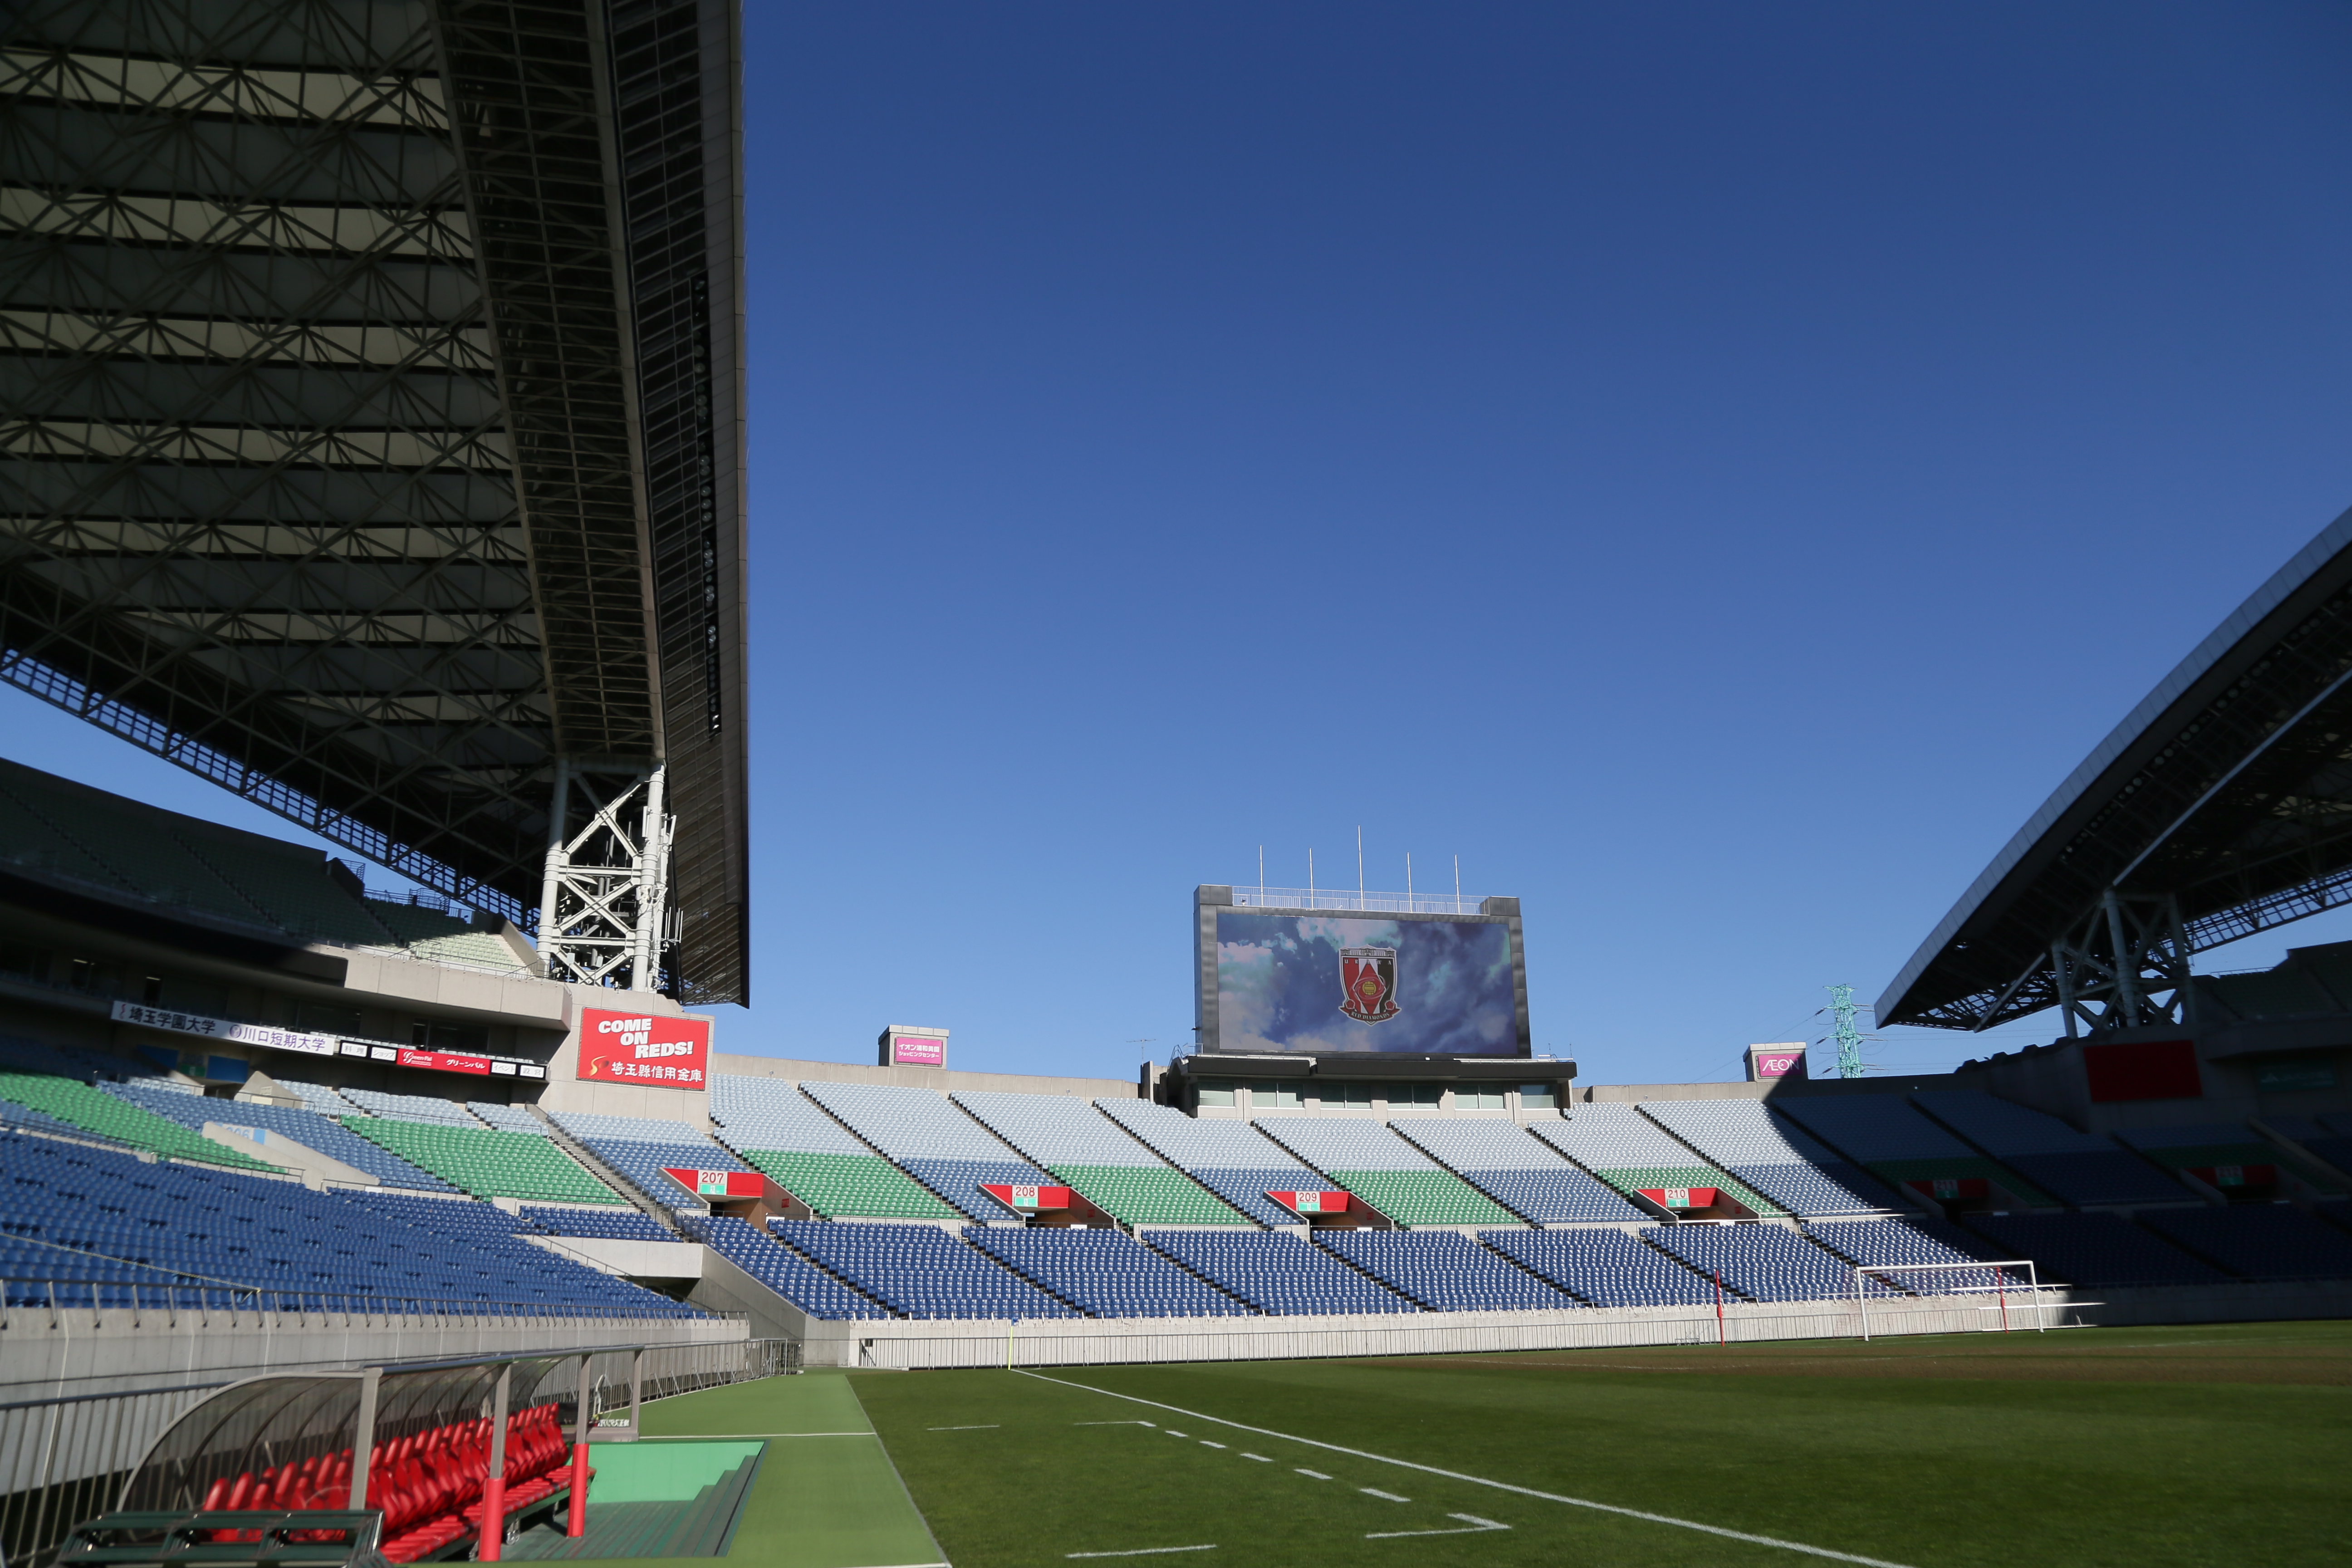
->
[8,3,2352,1086]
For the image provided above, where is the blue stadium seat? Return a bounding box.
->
[967,1227,1254,1317]
[1315,1229,1581,1312]
[681,1215,892,1319]
[520,1205,674,1242]
[1645,1222,1898,1302]
[2136,1205,2352,1282]
[771,1220,1080,1319]
[104,1082,457,1192]
[1965,1211,2227,1287]
[1140,1228,1418,1315]
[1479,1228,1717,1307]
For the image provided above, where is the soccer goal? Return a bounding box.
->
[1852,1259,2046,1340]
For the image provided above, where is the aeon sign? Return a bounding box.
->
[578,1008,711,1089]
[1746,1043,1807,1082]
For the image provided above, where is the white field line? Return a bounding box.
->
[1067,1548,1216,1559]
[1240,1453,1272,1462]
[1368,1514,1511,1540]
[926,1424,1000,1431]
[1296,1469,1331,1480]
[1361,1489,1410,1501]
[1012,1368,1918,1568]
[1076,1420,1156,1426]
[1200,1441,1226,1448]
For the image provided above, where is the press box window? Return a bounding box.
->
[1519,1082,1558,1110]
[1254,1081,1305,1109]
[1457,1086,1508,1111]
[1324,1082,1377,1107]
[1194,1078,1238,1107]
[1387,1082,1443,1107]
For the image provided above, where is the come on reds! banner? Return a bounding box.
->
[578,1008,710,1089]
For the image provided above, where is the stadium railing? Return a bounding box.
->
[0,1338,794,1568]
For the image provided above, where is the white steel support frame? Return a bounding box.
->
[1852,1259,2047,1340]
[537,759,676,992]
[2048,889,2195,1038]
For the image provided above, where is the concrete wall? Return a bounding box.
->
[712,1053,1137,1100]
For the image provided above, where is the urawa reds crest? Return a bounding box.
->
[1339,946,1400,1024]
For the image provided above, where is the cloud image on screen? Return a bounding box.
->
[1215,912,1518,1055]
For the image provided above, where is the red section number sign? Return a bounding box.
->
[578,1009,710,1089]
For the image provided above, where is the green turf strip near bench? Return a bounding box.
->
[738,1149,957,1219]
[1326,1168,1519,1227]
[1049,1164,1249,1225]
[1590,1164,1785,1217]
[1865,1156,2058,1207]
[342,1117,625,1204]
[0,1073,279,1171]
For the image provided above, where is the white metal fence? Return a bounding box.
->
[843,1290,2076,1369]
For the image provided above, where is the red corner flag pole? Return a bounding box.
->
[1713,1269,1725,1346]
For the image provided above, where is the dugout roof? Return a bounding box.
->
[0,0,750,1001]
[1880,503,2352,1031]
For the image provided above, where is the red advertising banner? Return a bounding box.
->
[662,1167,781,1201]
[578,1009,710,1089]
[1265,1191,1350,1215]
[980,1183,1072,1214]
[1635,1186,1717,1210]
[398,1048,490,1077]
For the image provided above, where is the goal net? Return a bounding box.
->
[1852,1259,2048,1338]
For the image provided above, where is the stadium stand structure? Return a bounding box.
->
[0,1126,693,1313]
[2137,1204,2352,1281]
[1480,1228,1718,1308]
[709,1077,957,1220]
[798,1081,1053,1223]
[548,1111,753,1210]
[968,1227,1256,1318]
[2114,1122,2331,1198]
[1916,1092,2192,1207]
[342,1090,484,1129]
[681,1215,889,1321]
[1094,1099,1328,1228]
[1772,1092,2055,1209]
[1316,1229,1582,1312]
[345,1118,625,1206]
[1646,1222,1901,1302]
[1531,1102,1784,1217]
[954,1091,1247,1225]
[468,1102,553,1136]
[2270,1114,2352,1185]
[105,1082,456,1192]
[771,1220,1081,1320]
[1640,1099,1896,1216]
[520,1206,673,1242]
[0,1071,278,1172]
[1252,1116,1519,1227]
[274,1081,369,1119]
[1387,1117,1648,1225]
[1144,1228,1419,1315]
[1965,1211,2227,1288]
[1802,1215,2001,1294]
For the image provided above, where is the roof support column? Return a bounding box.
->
[536,760,675,995]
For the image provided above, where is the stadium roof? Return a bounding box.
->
[0,0,749,1001]
[1880,503,2352,1031]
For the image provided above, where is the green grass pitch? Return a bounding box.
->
[838,1321,2347,1568]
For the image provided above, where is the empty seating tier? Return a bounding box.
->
[1094,1100,1328,1228]
[1802,1216,1998,1292]
[1965,1211,2228,1287]
[343,1119,624,1205]
[2115,1123,2332,1194]
[341,1089,485,1128]
[0,1072,278,1171]
[1775,1093,2053,1205]
[1143,1228,1417,1316]
[954,1092,1249,1225]
[1480,1228,1717,1308]
[1915,1092,2191,1207]
[273,1080,367,1118]
[2136,1205,2352,1281]
[549,1110,752,1208]
[0,1128,692,1313]
[1529,1104,1783,1217]
[683,1215,889,1320]
[796,1082,1053,1221]
[1317,1229,1581,1312]
[1644,1223,1896,1302]
[1254,1116,1518,1227]
[521,1206,674,1242]
[748,1151,960,1220]
[968,1227,1255,1318]
[1638,1099,1894,1217]
[466,1102,550,1135]
[106,1082,455,1191]
[1388,1118,1648,1224]
[771,1220,1079,1320]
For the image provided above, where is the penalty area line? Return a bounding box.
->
[1011,1368,1917,1568]
[1066,1547,1216,1558]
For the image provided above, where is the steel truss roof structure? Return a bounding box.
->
[0,0,749,1002]
[1881,503,2352,1034]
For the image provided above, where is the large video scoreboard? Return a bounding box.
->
[1193,886,1531,1056]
